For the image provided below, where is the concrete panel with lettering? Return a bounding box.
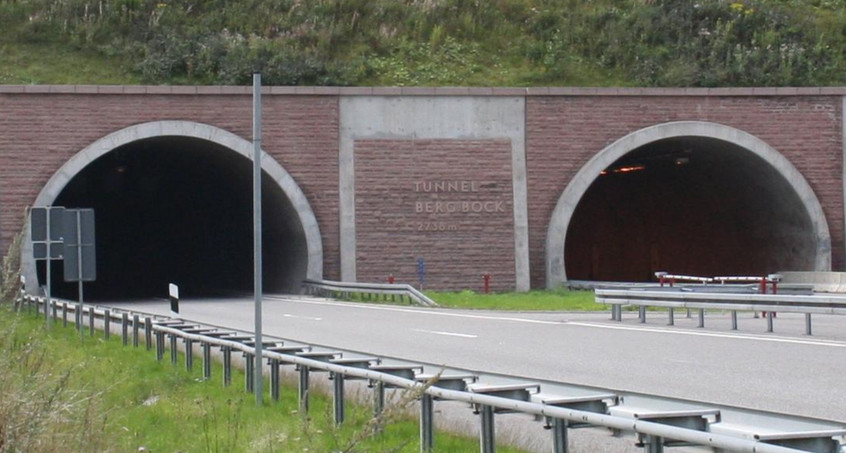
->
[355,139,516,290]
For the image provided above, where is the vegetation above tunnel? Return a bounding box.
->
[2,0,846,87]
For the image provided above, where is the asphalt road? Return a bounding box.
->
[107,295,846,423]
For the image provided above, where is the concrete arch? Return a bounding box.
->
[545,121,831,288]
[23,120,323,292]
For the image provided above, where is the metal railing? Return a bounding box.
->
[302,278,438,307]
[596,288,846,334]
[18,294,846,453]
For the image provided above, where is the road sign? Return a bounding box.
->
[31,206,65,260]
[417,258,425,289]
[63,209,96,282]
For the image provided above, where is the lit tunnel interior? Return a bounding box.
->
[43,136,309,301]
[564,137,818,282]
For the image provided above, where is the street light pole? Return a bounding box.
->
[252,72,264,406]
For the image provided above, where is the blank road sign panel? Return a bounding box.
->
[31,207,66,260]
[63,209,96,282]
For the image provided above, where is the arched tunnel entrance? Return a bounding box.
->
[28,122,322,301]
[547,121,831,286]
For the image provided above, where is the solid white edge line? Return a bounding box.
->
[269,295,846,348]
[412,328,478,338]
[566,322,846,348]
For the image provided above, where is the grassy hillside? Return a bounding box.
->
[1,0,845,87]
[0,305,528,452]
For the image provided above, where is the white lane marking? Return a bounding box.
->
[566,322,846,348]
[267,295,846,348]
[413,329,477,338]
[266,296,562,325]
[283,313,322,321]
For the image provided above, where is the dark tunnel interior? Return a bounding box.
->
[43,136,308,301]
[565,137,818,282]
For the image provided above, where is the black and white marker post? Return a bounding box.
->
[169,283,179,318]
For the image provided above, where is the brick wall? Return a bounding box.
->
[2,89,843,291]
[354,139,516,291]
[0,93,341,280]
[527,96,844,287]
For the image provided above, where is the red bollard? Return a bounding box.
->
[388,275,395,284]
[483,274,491,294]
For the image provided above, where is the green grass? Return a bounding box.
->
[0,305,528,453]
[0,41,139,85]
[426,288,604,311]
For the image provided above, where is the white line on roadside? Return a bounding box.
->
[566,322,846,348]
[412,329,477,338]
[283,313,322,321]
[266,296,562,325]
[266,295,846,348]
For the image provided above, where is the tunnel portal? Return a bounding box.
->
[564,136,819,282]
[44,136,308,301]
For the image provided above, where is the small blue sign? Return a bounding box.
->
[417,258,425,288]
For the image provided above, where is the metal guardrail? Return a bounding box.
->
[596,288,846,335]
[302,278,438,307]
[18,294,846,453]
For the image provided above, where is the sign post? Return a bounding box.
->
[252,72,264,406]
[31,206,65,329]
[417,258,425,290]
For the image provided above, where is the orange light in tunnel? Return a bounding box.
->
[615,165,645,173]
[601,165,646,176]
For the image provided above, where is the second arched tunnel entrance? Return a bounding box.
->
[45,136,309,301]
[564,136,819,282]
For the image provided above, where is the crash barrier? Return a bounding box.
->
[302,278,438,307]
[596,288,846,335]
[655,272,785,293]
[19,294,846,453]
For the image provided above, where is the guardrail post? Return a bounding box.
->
[51,300,57,322]
[145,318,152,350]
[766,311,774,333]
[667,307,674,326]
[222,346,232,387]
[62,302,68,327]
[479,404,495,453]
[75,304,82,332]
[332,372,345,426]
[731,311,738,330]
[299,365,310,413]
[805,313,813,336]
[104,310,110,339]
[155,331,164,361]
[270,358,280,401]
[185,338,193,372]
[551,418,568,453]
[420,393,434,451]
[121,313,129,346]
[169,334,178,365]
[203,342,212,380]
[642,434,664,453]
[698,308,705,328]
[639,306,646,323]
[89,307,95,337]
[132,315,140,347]
[373,380,385,421]
[244,352,254,393]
